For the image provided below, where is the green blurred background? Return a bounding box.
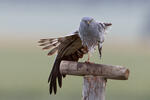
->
[0,0,150,100]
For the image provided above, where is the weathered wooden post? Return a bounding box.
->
[60,61,129,100]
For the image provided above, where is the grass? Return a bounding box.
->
[0,43,150,100]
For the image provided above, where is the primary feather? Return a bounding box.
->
[39,32,88,94]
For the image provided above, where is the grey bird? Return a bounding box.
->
[38,17,112,94]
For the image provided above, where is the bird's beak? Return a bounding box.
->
[87,19,93,25]
[87,21,91,25]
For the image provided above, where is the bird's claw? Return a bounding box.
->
[85,57,90,63]
[85,60,90,63]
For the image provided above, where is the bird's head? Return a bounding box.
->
[81,17,95,26]
[81,17,112,28]
[80,17,112,34]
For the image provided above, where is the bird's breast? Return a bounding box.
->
[79,23,100,51]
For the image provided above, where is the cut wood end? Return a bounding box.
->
[124,69,129,80]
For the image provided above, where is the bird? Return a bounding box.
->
[38,17,112,95]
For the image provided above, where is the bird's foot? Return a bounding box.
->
[85,56,90,63]
[85,53,94,63]
[85,58,94,64]
[85,60,95,64]
[85,60,90,63]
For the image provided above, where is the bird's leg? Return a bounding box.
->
[85,52,90,63]
[88,53,90,62]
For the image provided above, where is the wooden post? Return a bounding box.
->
[60,61,129,100]
[82,76,106,100]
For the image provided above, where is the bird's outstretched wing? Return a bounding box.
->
[38,32,88,94]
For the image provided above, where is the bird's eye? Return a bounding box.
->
[90,19,93,23]
[84,20,87,23]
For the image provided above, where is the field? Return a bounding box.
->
[0,42,150,100]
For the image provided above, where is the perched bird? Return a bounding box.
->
[38,17,112,94]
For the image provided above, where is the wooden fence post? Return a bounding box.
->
[82,76,106,100]
[60,61,129,100]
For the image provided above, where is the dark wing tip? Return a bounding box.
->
[58,74,62,88]
[49,76,57,95]
[103,23,112,26]
[98,47,102,59]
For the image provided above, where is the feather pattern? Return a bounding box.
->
[47,47,58,56]
[39,32,88,94]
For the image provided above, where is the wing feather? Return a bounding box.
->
[47,47,58,56]
[39,32,88,94]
